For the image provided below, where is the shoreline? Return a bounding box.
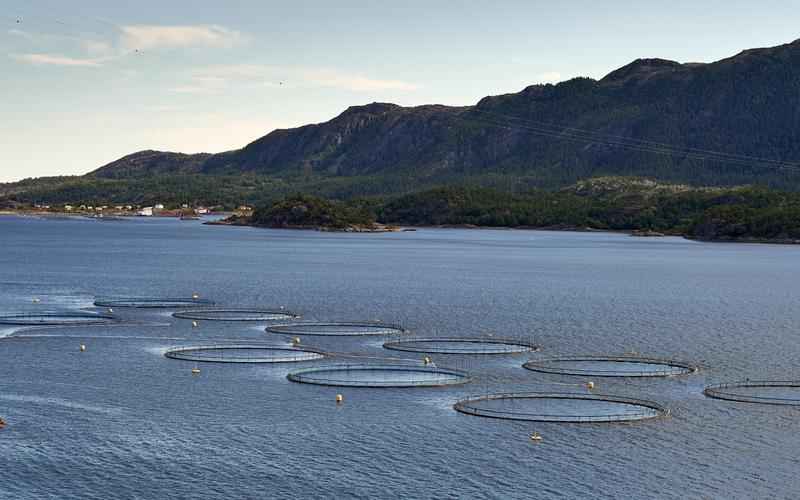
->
[203,217,800,245]
[3,210,798,245]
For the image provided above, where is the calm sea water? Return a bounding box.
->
[1,215,799,499]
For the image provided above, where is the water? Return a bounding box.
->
[1,215,800,498]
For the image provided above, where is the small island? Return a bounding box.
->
[211,194,398,232]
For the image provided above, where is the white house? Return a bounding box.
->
[138,207,154,217]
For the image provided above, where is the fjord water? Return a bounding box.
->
[1,215,799,499]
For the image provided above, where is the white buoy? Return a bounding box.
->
[192,293,200,300]
[80,344,86,352]
[32,298,41,304]
[586,381,595,390]
[292,337,301,345]
[192,321,199,328]
[108,308,114,314]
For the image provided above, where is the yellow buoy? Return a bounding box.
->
[191,367,201,375]
[336,394,344,404]
[80,344,86,352]
[586,381,595,390]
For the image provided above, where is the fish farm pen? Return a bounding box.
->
[286,363,471,387]
[382,337,539,355]
[0,312,118,326]
[94,297,215,309]
[164,343,325,363]
[266,321,407,337]
[453,392,669,423]
[703,381,800,406]
[172,308,300,322]
[522,355,696,377]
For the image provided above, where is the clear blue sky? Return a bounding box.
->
[2,0,799,182]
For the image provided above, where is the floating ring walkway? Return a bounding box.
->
[164,343,325,363]
[454,392,668,423]
[0,312,118,326]
[523,355,696,378]
[173,308,300,322]
[287,363,470,387]
[267,321,406,337]
[94,297,215,309]
[704,381,800,406]
[383,337,539,355]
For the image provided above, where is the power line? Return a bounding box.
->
[456,109,800,174]
[471,108,800,168]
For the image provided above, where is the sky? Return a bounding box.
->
[1,0,799,182]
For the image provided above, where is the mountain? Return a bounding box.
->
[85,38,800,190]
[91,150,212,179]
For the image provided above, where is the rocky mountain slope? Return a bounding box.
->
[88,38,800,189]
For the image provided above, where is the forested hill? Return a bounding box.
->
[88,38,800,190]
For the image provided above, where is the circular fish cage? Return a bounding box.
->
[703,381,800,406]
[0,312,118,326]
[286,363,471,387]
[172,308,300,322]
[94,297,215,309]
[522,355,696,378]
[454,392,668,423]
[164,343,325,363]
[383,337,539,355]
[267,321,406,337]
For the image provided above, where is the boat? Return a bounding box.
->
[530,432,542,441]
